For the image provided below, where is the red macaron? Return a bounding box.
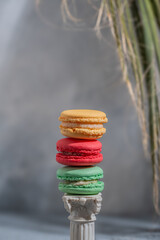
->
[56,138,103,166]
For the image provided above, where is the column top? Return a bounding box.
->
[63,193,102,222]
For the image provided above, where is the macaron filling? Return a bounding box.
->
[62,180,98,186]
[59,151,101,156]
[62,152,85,156]
[59,180,104,189]
[61,122,104,129]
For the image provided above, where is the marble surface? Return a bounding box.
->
[0,213,159,240]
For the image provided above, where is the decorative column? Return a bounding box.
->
[62,193,102,240]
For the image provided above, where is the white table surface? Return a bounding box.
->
[0,213,159,240]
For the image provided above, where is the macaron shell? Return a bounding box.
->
[58,181,104,195]
[56,153,103,166]
[60,127,106,140]
[57,166,103,181]
[56,138,102,154]
[59,109,108,123]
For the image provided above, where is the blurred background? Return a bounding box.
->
[0,0,154,225]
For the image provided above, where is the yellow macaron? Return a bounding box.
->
[59,109,108,139]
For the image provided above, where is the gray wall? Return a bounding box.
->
[0,0,153,217]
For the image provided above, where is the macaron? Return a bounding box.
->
[59,109,108,139]
[56,138,103,166]
[57,166,104,195]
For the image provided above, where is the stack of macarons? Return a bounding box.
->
[56,109,108,195]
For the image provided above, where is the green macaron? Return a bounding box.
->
[57,166,104,195]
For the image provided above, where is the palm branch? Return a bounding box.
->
[60,0,160,213]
